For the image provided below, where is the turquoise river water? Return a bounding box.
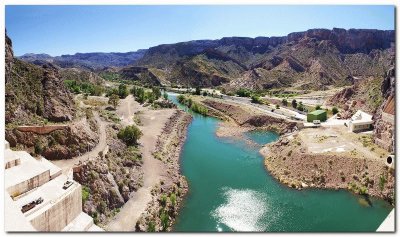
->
[167,93,392,232]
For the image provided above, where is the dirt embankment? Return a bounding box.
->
[261,134,394,205]
[201,99,298,136]
[135,110,192,232]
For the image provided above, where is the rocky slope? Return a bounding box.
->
[135,28,394,90]
[373,67,395,152]
[73,125,144,226]
[5,33,76,125]
[262,134,394,205]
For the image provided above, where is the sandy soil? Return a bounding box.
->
[106,97,176,231]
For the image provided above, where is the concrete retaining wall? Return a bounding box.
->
[30,184,82,231]
[17,125,68,135]
[7,171,50,198]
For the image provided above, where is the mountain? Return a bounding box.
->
[19,50,147,70]
[5,33,76,125]
[17,28,395,90]
[135,28,395,90]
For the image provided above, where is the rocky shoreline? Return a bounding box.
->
[261,133,395,205]
[135,110,192,231]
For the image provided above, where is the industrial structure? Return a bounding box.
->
[347,110,374,132]
[306,110,327,122]
[4,141,103,232]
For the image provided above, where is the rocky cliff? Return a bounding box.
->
[373,67,395,152]
[135,28,394,90]
[5,33,76,124]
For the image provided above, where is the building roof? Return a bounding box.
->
[308,110,326,116]
[350,110,373,124]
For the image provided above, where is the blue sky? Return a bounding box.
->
[6,5,395,56]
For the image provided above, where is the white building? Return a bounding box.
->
[348,110,374,132]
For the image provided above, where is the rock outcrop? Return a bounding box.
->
[373,67,395,152]
[5,33,76,124]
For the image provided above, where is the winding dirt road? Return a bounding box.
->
[52,111,108,176]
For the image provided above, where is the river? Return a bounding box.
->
[167,93,392,232]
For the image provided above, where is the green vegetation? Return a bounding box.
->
[275,104,280,109]
[34,142,43,155]
[332,107,339,115]
[195,87,201,95]
[117,125,143,146]
[108,94,120,109]
[236,88,252,97]
[160,194,168,207]
[160,210,169,231]
[315,105,322,110]
[118,83,129,99]
[282,98,288,106]
[170,193,177,206]
[177,95,208,115]
[379,175,387,191]
[64,80,104,96]
[291,99,297,108]
[82,186,90,202]
[147,221,156,232]
[251,95,262,104]
[98,71,121,81]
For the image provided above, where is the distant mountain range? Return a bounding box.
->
[19,50,147,70]
[19,28,395,90]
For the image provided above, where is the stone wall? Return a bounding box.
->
[17,125,68,135]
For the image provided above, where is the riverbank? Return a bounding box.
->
[135,110,192,231]
[261,127,394,205]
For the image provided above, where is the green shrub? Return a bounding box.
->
[332,107,339,115]
[117,125,143,146]
[315,105,322,110]
[147,221,156,232]
[34,142,43,155]
[282,99,288,106]
[108,94,120,108]
[379,175,387,191]
[170,193,177,206]
[160,211,169,231]
[118,83,129,99]
[160,194,167,207]
[251,95,262,104]
[291,99,297,108]
[82,186,90,202]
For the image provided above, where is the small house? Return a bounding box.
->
[348,110,373,132]
[307,110,327,122]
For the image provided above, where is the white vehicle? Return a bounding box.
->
[313,120,321,125]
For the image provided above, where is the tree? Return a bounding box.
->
[163,91,168,100]
[332,107,339,115]
[297,101,304,111]
[275,104,280,109]
[291,99,297,108]
[236,88,251,97]
[251,95,261,104]
[152,87,161,100]
[109,94,120,108]
[282,99,288,106]
[117,125,143,146]
[118,84,129,98]
[160,211,169,231]
[202,91,208,96]
[315,105,322,110]
[195,87,201,95]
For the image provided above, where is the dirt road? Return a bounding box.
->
[106,97,176,231]
[52,111,108,176]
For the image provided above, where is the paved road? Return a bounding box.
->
[221,95,305,122]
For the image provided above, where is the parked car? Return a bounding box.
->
[63,180,73,190]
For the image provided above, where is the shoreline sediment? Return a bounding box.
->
[135,109,193,231]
